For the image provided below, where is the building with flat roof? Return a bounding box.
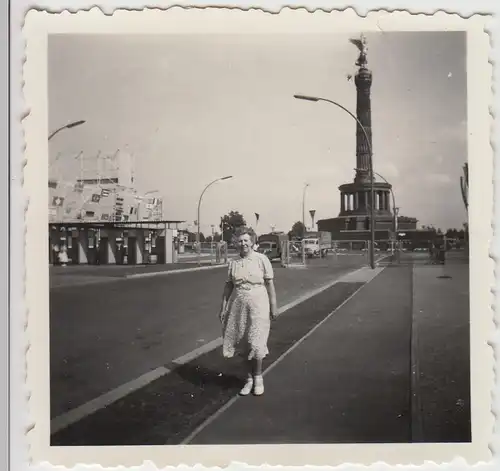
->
[49,149,163,224]
[48,149,181,265]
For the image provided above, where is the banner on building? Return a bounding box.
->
[52,196,64,207]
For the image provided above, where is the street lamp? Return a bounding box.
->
[197,176,233,266]
[48,119,86,141]
[372,171,398,236]
[302,183,310,235]
[294,94,376,269]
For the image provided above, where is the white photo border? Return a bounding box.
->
[11,3,499,471]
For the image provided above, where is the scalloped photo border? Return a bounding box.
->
[16,6,495,470]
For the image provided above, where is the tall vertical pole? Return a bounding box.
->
[302,183,309,235]
[369,162,375,268]
[196,200,201,266]
[196,176,233,266]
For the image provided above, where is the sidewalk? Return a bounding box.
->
[188,262,471,444]
[411,262,471,442]
[189,264,414,444]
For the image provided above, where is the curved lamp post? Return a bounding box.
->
[372,172,398,234]
[197,176,233,266]
[294,94,376,269]
[372,172,399,254]
[48,119,86,141]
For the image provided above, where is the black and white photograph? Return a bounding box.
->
[23,9,493,468]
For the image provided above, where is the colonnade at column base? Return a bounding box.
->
[338,181,393,216]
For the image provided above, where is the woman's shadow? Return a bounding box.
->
[171,349,245,392]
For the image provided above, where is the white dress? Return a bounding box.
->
[222,251,274,360]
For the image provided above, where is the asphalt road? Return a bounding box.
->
[50,254,368,419]
[51,279,366,446]
[50,253,470,446]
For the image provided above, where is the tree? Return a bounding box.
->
[186,231,197,243]
[289,221,306,239]
[220,211,246,243]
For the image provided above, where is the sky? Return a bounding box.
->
[48,31,467,235]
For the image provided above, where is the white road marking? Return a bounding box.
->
[50,366,171,435]
[51,261,386,435]
[182,266,385,444]
[125,264,228,279]
[171,338,223,366]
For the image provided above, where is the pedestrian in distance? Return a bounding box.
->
[219,229,278,396]
[58,245,69,266]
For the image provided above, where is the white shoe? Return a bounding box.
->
[253,376,264,396]
[239,377,254,396]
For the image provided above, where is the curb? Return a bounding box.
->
[410,265,424,442]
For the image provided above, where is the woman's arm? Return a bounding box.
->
[219,281,234,320]
[265,279,278,320]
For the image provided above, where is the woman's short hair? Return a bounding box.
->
[234,227,256,244]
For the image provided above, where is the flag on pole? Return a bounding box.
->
[255,213,260,223]
[52,196,64,207]
[91,194,101,203]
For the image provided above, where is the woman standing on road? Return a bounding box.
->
[219,229,278,396]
